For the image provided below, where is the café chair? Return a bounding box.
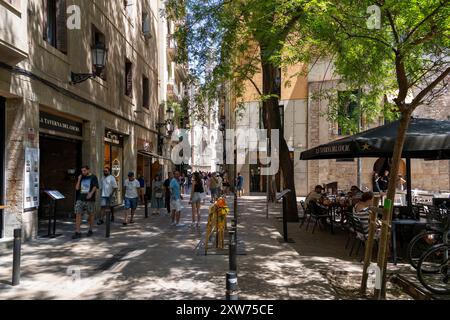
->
[299,200,309,229]
[347,212,379,261]
[306,201,330,234]
[344,213,356,250]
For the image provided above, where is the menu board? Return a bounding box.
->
[45,190,65,200]
[24,148,40,210]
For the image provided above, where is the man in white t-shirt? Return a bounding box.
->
[97,167,118,225]
[123,171,141,225]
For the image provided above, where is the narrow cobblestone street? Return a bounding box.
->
[0,195,337,300]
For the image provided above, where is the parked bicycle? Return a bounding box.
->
[406,203,449,269]
[416,229,450,294]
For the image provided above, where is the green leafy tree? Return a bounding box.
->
[166,0,319,221]
[294,0,450,298]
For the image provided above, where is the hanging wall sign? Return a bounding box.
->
[137,138,153,152]
[24,148,40,210]
[112,159,121,178]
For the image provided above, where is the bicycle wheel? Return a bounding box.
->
[417,244,450,295]
[407,231,443,269]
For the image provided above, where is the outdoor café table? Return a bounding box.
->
[323,201,340,234]
[391,217,428,265]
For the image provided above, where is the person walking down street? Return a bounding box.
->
[180,173,186,195]
[372,172,381,193]
[203,173,209,195]
[73,165,99,239]
[186,172,192,195]
[222,173,230,196]
[379,170,390,193]
[209,173,219,203]
[236,173,244,197]
[137,174,146,205]
[123,172,140,225]
[97,167,117,225]
[189,172,204,228]
[217,173,223,197]
[397,174,406,191]
[170,171,183,226]
[163,172,173,215]
[151,175,165,215]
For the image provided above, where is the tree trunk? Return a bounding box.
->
[374,112,412,299]
[261,92,276,202]
[260,60,299,222]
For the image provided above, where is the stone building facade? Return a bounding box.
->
[227,55,450,197]
[307,60,450,194]
[0,0,179,240]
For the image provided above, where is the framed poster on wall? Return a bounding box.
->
[24,148,40,210]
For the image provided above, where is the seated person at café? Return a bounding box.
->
[350,185,363,203]
[353,191,381,234]
[305,185,325,208]
[339,191,354,208]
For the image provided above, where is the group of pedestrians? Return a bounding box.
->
[71,166,183,238]
[186,170,244,200]
[71,166,245,239]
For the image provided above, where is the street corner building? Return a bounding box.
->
[0,0,184,241]
[224,57,450,197]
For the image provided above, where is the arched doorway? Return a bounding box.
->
[373,158,406,176]
[373,158,407,191]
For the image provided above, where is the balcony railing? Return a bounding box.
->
[167,81,182,101]
[0,1,28,65]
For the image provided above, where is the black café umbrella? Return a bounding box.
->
[300,118,450,208]
[300,118,450,161]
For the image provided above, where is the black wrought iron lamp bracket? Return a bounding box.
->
[70,72,96,85]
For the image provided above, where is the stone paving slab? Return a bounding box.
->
[0,195,336,300]
[268,201,414,299]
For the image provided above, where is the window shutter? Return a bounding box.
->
[126,63,133,97]
[42,0,48,40]
[56,0,67,53]
[143,77,149,108]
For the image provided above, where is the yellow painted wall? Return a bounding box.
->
[281,64,308,100]
[237,63,309,103]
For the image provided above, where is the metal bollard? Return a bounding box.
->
[229,231,237,272]
[233,192,238,222]
[226,272,238,300]
[12,229,22,286]
[282,196,288,242]
[105,208,111,238]
[110,206,115,222]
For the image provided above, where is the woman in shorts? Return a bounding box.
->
[189,172,204,228]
